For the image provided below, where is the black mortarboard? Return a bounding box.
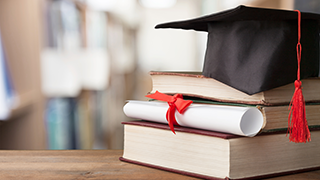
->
[155,5,320,95]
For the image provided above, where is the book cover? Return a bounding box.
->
[149,71,320,105]
[121,120,320,180]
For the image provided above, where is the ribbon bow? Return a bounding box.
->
[146,91,193,134]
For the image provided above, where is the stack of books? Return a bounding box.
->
[147,71,320,133]
[120,5,320,180]
[121,71,320,179]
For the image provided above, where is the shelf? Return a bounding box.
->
[0,91,36,123]
[10,91,37,119]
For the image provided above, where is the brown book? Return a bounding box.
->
[149,71,320,105]
[120,121,320,180]
[259,104,320,132]
[185,100,320,132]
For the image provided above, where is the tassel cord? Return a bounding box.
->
[287,10,310,143]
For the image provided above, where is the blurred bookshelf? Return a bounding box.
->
[0,0,139,150]
[0,0,295,150]
[0,0,46,149]
[40,0,139,149]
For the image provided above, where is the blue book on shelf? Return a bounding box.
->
[0,30,17,120]
[46,98,75,149]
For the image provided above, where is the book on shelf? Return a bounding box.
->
[148,71,320,105]
[45,94,96,150]
[120,121,320,180]
[123,100,320,136]
[0,31,17,120]
[46,98,75,150]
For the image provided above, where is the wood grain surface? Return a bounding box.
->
[0,150,319,180]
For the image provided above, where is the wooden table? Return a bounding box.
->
[0,150,319,179]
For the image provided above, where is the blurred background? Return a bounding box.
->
[0,0,318,150]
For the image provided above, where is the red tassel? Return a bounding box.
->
[287,10,310,143]
[288,80,310,143]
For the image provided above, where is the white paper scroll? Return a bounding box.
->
[123,100,264,137]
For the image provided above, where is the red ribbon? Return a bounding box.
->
[146,91,192,134]
[287,10,310,143]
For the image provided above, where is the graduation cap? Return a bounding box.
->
[155,5,320,143]
[155,5,320,95]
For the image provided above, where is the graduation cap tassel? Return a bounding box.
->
[287,10,311,143]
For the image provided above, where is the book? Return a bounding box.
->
[46,98,74,150]
[75,91,95,149]
[188,99,320,133]
[0,30,17,120]
[258,103,320,132]
[148,71,320,105]
[123,100,320,136]
[120,121,320,180]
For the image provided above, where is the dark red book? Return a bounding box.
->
[120,121,320,180]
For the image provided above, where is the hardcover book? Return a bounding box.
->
[149,71,320,105]
[120,121,320,180]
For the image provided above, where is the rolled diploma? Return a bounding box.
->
[123,100,264,137]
